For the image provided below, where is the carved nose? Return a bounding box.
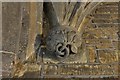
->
[55,43,69,59]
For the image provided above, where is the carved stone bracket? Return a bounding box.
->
[46,26,82,59]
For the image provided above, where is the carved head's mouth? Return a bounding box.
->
[55,43,69,59]
[55,42,78,59]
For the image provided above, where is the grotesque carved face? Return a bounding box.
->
[46,25,82,59]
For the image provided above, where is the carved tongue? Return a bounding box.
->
[71,45,78,54]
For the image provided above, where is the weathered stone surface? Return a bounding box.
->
[2,2,21,53]
[43,63,118,77]
[98,50,118,63]
[2,2,119,78]
[2,2,43,78]
[2,2,22,78]
[2,51,16,78]
[87,46,96,63]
